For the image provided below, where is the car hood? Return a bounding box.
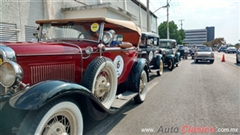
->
[1,41,98,56]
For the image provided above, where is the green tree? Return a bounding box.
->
[158,21,185,44]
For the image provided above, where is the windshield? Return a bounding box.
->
[228,47,236,49]
[198,47,212,52]
[160,41,176,48]
[40,22,100,42]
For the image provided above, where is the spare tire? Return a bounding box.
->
[81,57,117,109]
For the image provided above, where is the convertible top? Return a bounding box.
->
[36,17,141,36]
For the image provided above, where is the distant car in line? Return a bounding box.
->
[226,47,237,53]
[236,48,240,63]
[218,46,227,52]
[195,47,214,64]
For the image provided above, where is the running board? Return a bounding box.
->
[110,91,138,109]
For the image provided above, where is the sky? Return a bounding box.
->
[140,0,240,44]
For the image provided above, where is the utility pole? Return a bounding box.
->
[167,0,169,39]
[179,19,184,29]
[147,0,150,31]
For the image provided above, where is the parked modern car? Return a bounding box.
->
[226,47,237,53]
[218,46,227,52]
[236,48,240,63]
[139,32,163,76]
[159,39,180,71]
[0,17,149,135]
[195,47,214,63]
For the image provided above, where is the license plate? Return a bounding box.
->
[0,58,2,64]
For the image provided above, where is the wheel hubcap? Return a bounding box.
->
[94,71,110,102]
[140,72,146,94]
[43,116,70,135]
[139,71,147,100]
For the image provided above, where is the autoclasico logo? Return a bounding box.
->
[150,125,238,134]
[157,125,215,133]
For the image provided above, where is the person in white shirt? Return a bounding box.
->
[184,44,189,59]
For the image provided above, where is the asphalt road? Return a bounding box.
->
[84,52,240,135]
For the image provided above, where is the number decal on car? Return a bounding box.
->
[148,51,153,62]
[113,55,124,77]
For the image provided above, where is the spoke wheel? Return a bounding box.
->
[81,57,117,109]
[134,70,148,103]
[157,59,163,76]
[168,59,174,71]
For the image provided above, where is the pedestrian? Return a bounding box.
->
[193,44,197,59]
[184,44,189,59]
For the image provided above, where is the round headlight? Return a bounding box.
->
[0,61,23,87]
[102,32,113,45]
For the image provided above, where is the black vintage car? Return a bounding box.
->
[159,39,180,71]
[138,32,163,76]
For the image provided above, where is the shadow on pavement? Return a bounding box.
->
[234,63,240,66]
[84,100,140,135]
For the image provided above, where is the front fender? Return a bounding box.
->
[9,80,93,110]
[175,52,180,62]
[126,58,149,92]
[166,54,174,59]
[154,54,162,68]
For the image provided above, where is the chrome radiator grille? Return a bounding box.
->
[30,64,75,84]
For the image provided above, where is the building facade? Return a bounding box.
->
[183,27,215,45]
[0,0,158,42]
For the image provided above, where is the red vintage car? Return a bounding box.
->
[0,17,149,135]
